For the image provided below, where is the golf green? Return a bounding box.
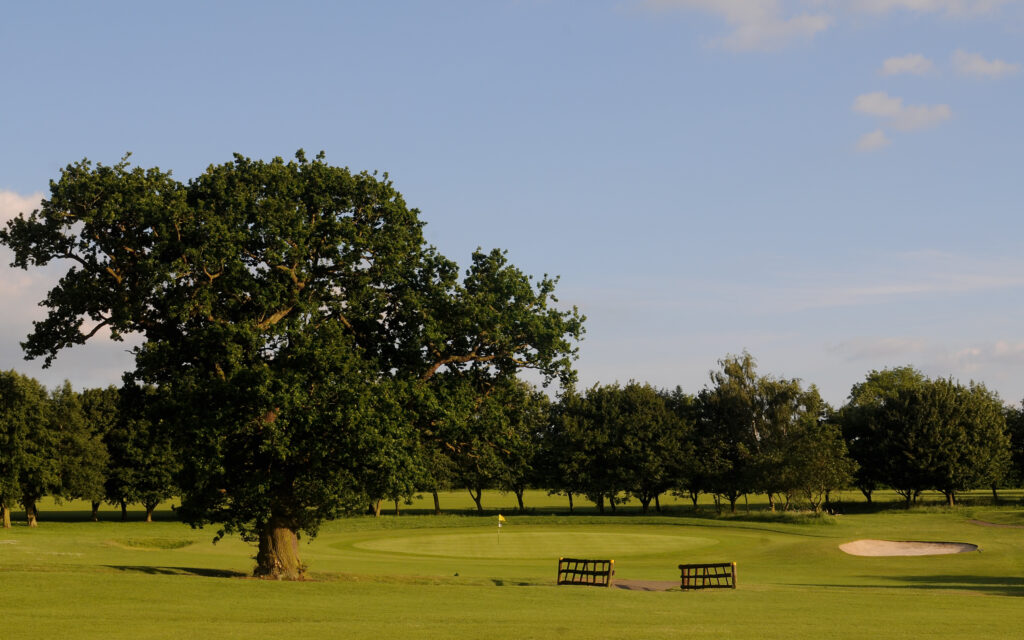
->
[350,528,719,559]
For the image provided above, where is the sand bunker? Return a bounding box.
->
[839,539,978,556]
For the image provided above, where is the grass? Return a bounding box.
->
[2,490,1023,639]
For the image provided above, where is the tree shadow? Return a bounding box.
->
[893,574,1024,597]
[797,575,1024,597]
[9,509,181,523]
[105,565,246,579]
[490,579,533,586]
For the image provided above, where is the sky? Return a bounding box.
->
[1,0,1023,406]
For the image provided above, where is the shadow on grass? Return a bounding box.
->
[798,575,1024,597]
[9,510,181,524]
[105,565,246,579]
[490,578,533,586]
[893,574,1024,597]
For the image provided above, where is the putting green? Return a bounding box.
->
[350,528,719,559]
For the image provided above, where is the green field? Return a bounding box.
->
[2,491,1022,639]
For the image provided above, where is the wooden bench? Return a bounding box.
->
[678,562,736,589]
[557,557,615,587]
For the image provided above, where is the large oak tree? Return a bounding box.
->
[1,152,583,578]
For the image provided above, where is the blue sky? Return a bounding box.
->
[1,0,1022,405]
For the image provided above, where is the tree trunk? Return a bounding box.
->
[729,494,737,514]
[991,485,999,504]
[609,496,617,513]
[639,496,651,513]
[254,520,303,580]
[1,503,10,529]
[468,486,483,513]
[394,499,400,516]
[432,490,441,515]
[145,501,158,523]
[689,490,699,510]
[744,493,750,515]
[372,499,382,517]
[860,488,873,503]
[91,501,100,522]
[654,494,661,513]
[25,498,38,527]
[945,491,955,508]
[567,492,574,513]
[768,493,776,512]
[120,499,128,521]
[515,489,525,513]
[596,494,604,514]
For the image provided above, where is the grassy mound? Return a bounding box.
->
[120,537,195,550]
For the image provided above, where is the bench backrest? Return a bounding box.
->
[678,562,736,589]
[558,557,615,587]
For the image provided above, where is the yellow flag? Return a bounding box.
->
[498,514,506,523]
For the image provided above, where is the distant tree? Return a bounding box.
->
[752,376,814,511]
[695,353,842,513]
[838,366,928,503]
[0,371,51,528]
[695,353,763,513]
[541,393,588,512]
[104,385,179,522]
[435,377,546,513]
[50,383,109,519]
[662,387,703,508]
[548,389,619,513]
[780,401,856,513]
[1005,402,1024,490]
[842,368,1010,508]
[494,383,549,513]
[613,383,690,513]
[913,379,1009,507]
[80,386,120,519]
[0,372,59,526]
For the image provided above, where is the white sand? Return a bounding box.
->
[839,539,978,556]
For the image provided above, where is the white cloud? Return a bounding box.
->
[952,49,1021,77]
[881,53,935,75]
[853,0,1011,15]
[856,129,892,151]
[643,0,832,51]
[0,190,43,225]
[852,91,952,131]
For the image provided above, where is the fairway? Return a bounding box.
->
[3,492,1024,639]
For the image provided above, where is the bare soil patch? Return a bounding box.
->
[612,579,678,591]
[839,539,977,556]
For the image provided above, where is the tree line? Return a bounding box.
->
[4,355,1021,531]
[0,373,176,528]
